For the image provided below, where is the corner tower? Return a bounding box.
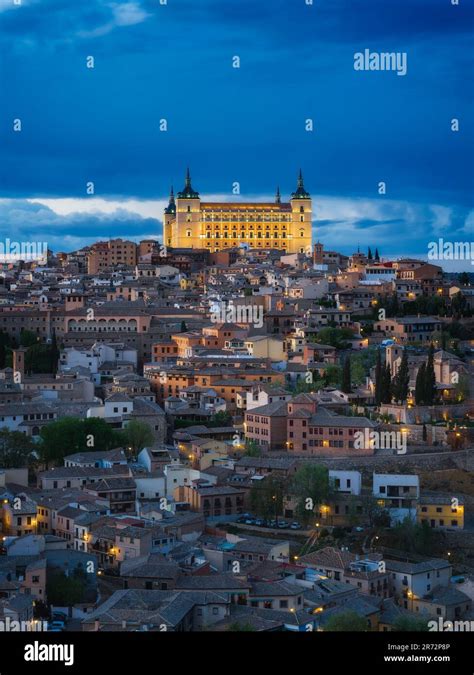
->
[174,169,202,248]
[289,169,312,254]
[163,187,176,249]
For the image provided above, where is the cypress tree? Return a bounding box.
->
[50,331,59,375]
[341,355,352,393]
[425,343,437,405]
[381,363,392,404]
[375,350,382,405]
[415,363,426,404]
[422,424,427,442]
[374,248,380,261]
[441,332,447,350]
[392,349,409,403]
[368,247,373,261]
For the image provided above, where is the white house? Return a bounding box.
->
[373,473,420,524]
[329,470,362,496]
[246,385,292,412]
[60,343,137,384]
[134,474,166,501]
[386,558,452,609]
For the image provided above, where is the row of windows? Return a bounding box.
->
[202,214,295,221]
[206,224,289,230]
[419,518,459,527]
[420,506,459,513]
[0,413,55,422]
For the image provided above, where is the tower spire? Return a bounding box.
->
[177,168,200,199]
[164,185,176,215]
[291,169,310,199]
[275,186,281,204]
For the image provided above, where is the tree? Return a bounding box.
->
[39,418,82,467]
[292,465,329,524]
[374,350,382,406]
[315,327,354,350]
[374,248,380,261]
[323,364,342,387]
[391,349,409,403]
[349,349,377,386]
[209,411,232,427]
[341,356,351,393]
[244,439,261,457]
[180,321,187,332]
[415,362,426,405]
[122,419,154,458]
[440,331,447,350]
[390,518,435,556]
[324,611,368,632]
[359,493,390,528]
[0,429,37,468]
[454,374,470,403]
[380,363,392,404]
[39,417,124,468]
[392,615,429,632]
[250,475,286,520]
[50,330,60,374]
[46,571,87,607]
[19,329,38,348]
[458,272,470,287]
[422,423,427,442]
[82,417,124,452]
[420,343,437,405]
[367,247,373,261]
[0,331,10,369]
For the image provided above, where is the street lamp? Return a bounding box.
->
[290,607,300,626]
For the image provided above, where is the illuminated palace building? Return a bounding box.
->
[163,170,312,254]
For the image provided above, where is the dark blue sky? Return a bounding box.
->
[0,0,473,260]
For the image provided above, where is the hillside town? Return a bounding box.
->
[0,209,473,632]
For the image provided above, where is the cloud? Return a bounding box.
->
[78,2,151,38]
[0,195,471,263]
[0,198,162,252]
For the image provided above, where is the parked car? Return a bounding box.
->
[49,620,66,631]
[290,522,302,530]
[278,521,289,529]
[452,575,465,584]
[268,520,277,528]
[254,519,265,527]
[52,611,67,621]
